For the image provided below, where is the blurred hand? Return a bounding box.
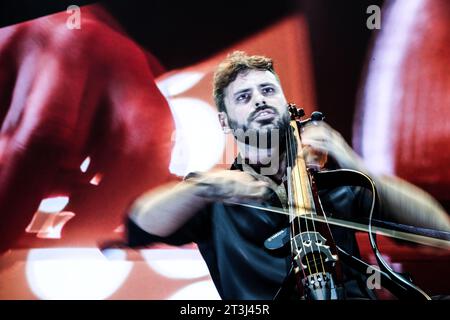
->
[0,5,174,251]
[301,122,366,172]
[185,170,271,203]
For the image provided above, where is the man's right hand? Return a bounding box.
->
[185,170,271,203]
[0,5,174,251]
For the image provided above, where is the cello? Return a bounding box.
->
[262,103,434,300]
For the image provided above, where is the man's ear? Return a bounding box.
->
[218,112,231,133]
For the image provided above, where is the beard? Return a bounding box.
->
[227,105,291,152]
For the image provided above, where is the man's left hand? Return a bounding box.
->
[301,122,367,172]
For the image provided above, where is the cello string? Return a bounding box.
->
[286,123,311,276]
[288,121,317,276]
[285,127,295,260]
[287,166,307,279]
[295,120,327,275]
[290,114,324,275]
[288,123,318,275]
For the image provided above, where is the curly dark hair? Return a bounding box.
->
[213,51,279,113]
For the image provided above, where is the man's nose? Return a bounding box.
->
[254,99,267,108]
[252,90,267,108]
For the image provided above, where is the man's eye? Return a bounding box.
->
[262,87,275,95]
[236,93,250,103]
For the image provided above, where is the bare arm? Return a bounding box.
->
[129,170,270,237]
[302,122,450,232]
[129,181,210,237]
[372,174,450,232]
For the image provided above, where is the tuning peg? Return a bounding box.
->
[311,111,325,122]
[288,104,305,119]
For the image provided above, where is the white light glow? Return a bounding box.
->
[113,224,124,233]
[140,249,211,279]
[168,280,221,300]
[38,196,69,213]
[36,211,75,239]
[157,72,205,97]
[359,0,424,175]
[26,210,75,239]
[168,98,225,177]
[89,173,103,186]
[80,157,91,173]
[26,248,132,300]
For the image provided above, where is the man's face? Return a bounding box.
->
[222,70,289,133]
